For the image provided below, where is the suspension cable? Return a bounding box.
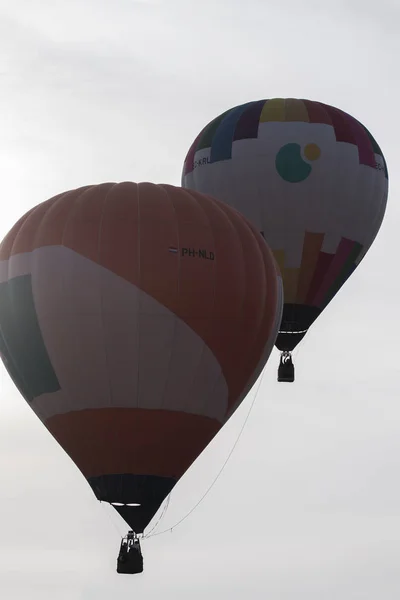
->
[145,365,268,539]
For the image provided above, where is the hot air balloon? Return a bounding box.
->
[181,98,389,382]
[0,182,283,573]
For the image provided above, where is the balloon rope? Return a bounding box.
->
[144,365,268,539]
[100,501,126,539]
[143,493,171,537]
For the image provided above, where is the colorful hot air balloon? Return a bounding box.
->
[0,182,282,548]
[181,98,389,382]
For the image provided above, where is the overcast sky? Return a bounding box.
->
[0,0,399,598]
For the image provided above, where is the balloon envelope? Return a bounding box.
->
[182,98,388,351]
[0,182,282,532]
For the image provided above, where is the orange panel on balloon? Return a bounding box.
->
[46,408,220,480]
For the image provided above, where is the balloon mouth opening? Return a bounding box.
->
[111,502,141,507]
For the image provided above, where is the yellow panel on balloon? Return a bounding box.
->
[272,249,285,274]
[282,267,301,303]
[296,231,325,303]
[284,99,309,122]
[260,98,285,122]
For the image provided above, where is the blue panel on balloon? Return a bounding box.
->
[210,102,254,164]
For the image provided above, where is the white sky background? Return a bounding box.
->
[0,0,399,597]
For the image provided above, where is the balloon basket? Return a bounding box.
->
[117,531,144,574]
[278,352,295,383]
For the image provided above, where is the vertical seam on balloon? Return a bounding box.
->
[223,211,265,420]
[2,205,44,403]
[315,110,371,308]
[157,185,180,415]
[325,106,366,277]
[327,159,362,309]
[177,189,219,419]
[239,176,272,342]
[219,205,249,416]
[192,192,241,420]
[155,184,181,481]
[319,102,340,307]
[98,184,118,411]
[230,253,281,421]
[96,182,124,503]
[255,116,269,253]
[253,235,276,356]
[178,189,211,415]
[367,135,389,258]
[353,158,387,269]
[2,194,70,412]
[345,123,375,262]
[364,182,388,260]
[296,97,312,313]
[29,193,69,416]
[60,187,96,475]
[191,192,219,418]
[325,136,365,309]
[310,103,340,307]
[136,183,141,411]
[302,107,320,310]
[364,149,389,259]
[282,98,295,327]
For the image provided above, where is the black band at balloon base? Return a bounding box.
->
[275,303,321,352]
[88,473,176,533]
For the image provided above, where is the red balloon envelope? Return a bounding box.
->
[0,182,282,532]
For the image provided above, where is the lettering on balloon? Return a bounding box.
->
[181,248,215,260]
[193,157,211,170]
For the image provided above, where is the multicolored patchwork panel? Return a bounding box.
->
[182,98,388,351]
[183,98,387,177]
